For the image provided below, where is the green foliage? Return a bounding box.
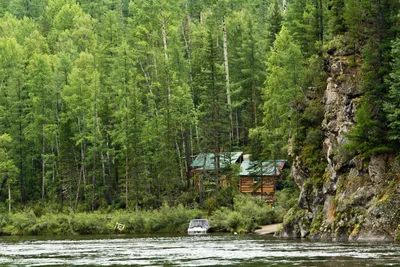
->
[328,0,346,35]
[0,0,398,230]
[284,0,323,56]
[384,38,400,146]
[234,195,276,225]
[0,206,204,236]
[262,27,307,159]
[210,194,280,233]
[274,188,299,217]
[204,197,218,215]
[265,0,283,48]
[216,186,235,208]
[1,211,37,235]
[344,100,389,157]
[70,213,108,235]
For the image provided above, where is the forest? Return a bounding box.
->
[0,0,400,222]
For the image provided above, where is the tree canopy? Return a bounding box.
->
[0,0,399,212]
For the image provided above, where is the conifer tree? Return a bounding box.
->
[263,27,306,158]
[384,38,400,145]
[0,134,19,213]
[62,52,100,210]
[25,53,55,200]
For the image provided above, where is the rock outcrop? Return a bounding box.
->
[279,52,400,241]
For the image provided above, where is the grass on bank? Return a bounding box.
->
[0,189,298,236]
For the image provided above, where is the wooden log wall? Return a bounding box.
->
[239,176,276,202]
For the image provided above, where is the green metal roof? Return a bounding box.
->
[191,152,243,171]
[240,160,286,176]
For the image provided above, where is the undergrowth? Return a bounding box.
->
[0,191,298,236]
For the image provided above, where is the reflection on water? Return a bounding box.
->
[0,234,399,266]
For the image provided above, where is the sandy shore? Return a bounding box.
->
[254,223,282,235]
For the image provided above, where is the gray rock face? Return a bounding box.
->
[291,157,309,187]
[368,155,387,184]
[280,55,400,241]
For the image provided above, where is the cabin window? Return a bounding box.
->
[253,177,260,183]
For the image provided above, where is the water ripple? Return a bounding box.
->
[0,235,399,266]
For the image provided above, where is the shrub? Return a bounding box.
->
[226,211,245,231]
[70,213,108,235]
[204,197,217,215]
[210,194,282,233]
[209,207,229,231]
[234,195,277,225]
[7,211,37,235]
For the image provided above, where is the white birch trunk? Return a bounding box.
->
[161,13,171,101]
[222,16,233,144]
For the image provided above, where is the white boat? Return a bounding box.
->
[187,219,210,235]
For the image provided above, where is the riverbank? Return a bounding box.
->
[0,195,286,236]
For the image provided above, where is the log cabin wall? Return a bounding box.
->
[239,176,276,202]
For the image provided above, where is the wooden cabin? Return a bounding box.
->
[190,152,243,187]
[239,157,286,202]
[191,152,243,172]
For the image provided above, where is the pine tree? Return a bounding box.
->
[263,27,306,158]
[25,53,55,200]
[384,38,400,145]
[62,52,100,211]
[0,36,32,203]
[0,134,19,213]
[344,101,387,156]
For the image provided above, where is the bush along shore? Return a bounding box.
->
[0,192,297,236]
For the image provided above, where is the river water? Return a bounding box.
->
[0,234,399,266]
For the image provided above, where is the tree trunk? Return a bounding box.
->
[236,110,240,147]
[42,123,46,200]
[161,13,171,101]
[74,167,82,211]
[222,16,233,146]
[92,61,99,212]
[8,183,11,213]
[125,152,129,209]
[184,0,191,64]
[92,152,96,212]
[184,128,191,189]
[214,139,220,197]
[175,139,184,184]
[41,79,46,200]
[82,140,87,200]
[100,150,106,195]
[18,86,25,203]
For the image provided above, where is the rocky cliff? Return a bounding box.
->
[279,51,400,241]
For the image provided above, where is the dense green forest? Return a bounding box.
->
[0,0,399,215]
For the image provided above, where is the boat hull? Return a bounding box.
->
[187,227,208,235]
[187,219,210,235]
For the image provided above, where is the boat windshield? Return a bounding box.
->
[189,219,210,229]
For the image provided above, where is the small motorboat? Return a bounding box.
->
[187,219,210,235]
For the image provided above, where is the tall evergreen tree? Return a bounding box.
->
[0,134,19,213]
[384,38,400,146]
[62,52,100,210]
[263,27,307,158]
